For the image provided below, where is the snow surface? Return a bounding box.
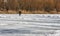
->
[0,14,60,36]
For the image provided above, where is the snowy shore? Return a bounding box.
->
[0,14,60,36]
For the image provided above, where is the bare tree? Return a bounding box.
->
[55,0,60,13]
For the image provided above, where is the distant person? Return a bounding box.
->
[19,11,21,16]
[6,7,9,12]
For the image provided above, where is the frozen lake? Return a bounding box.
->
[0,14,60,36]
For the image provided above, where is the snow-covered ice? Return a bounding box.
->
[0,14,60,36]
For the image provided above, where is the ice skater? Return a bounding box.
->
[19,11,21,16]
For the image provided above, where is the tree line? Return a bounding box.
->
[0,0,60,12]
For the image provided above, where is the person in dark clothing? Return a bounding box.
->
[19,11,21,16]
[6,7,9,12]
[44,7,51,12]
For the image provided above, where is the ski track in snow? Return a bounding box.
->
[0,14,60,36]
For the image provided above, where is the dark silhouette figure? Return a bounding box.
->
[44,7,51,12]
[19,11,21,16]
[6,7,9,12]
